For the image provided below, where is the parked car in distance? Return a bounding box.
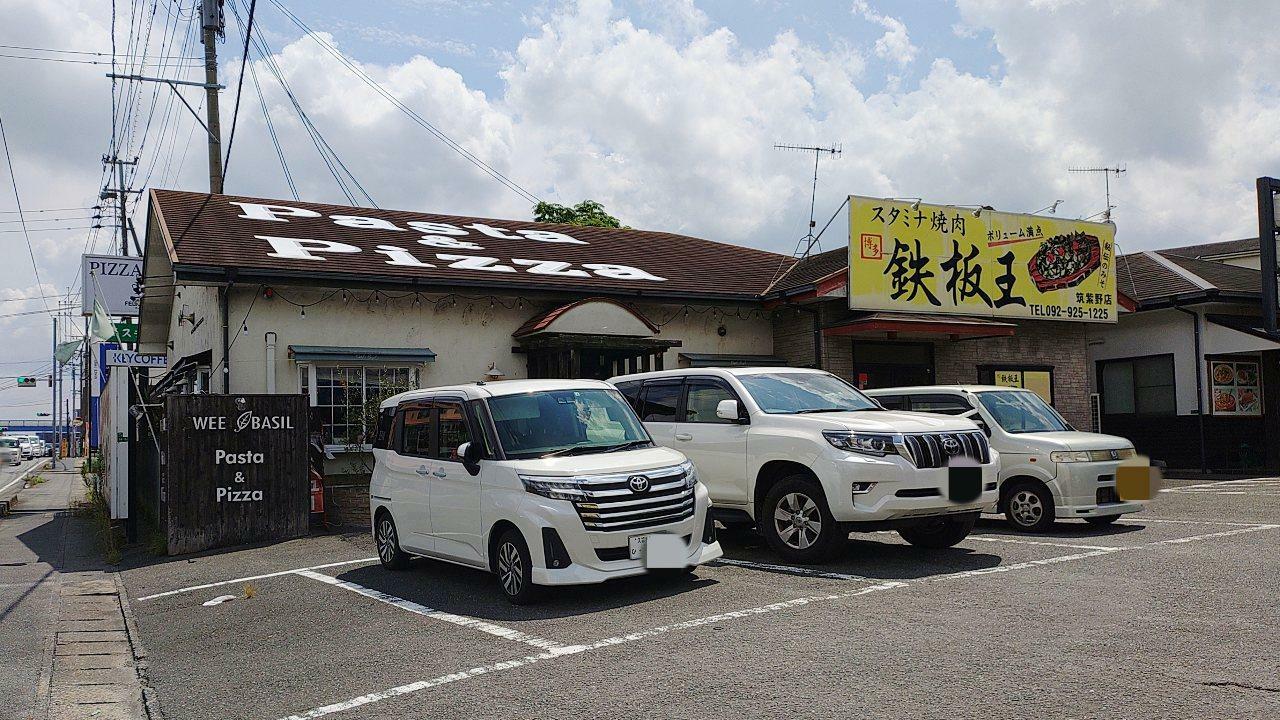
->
[369,379,722,604]
[15,437,35,460]
[864,385,1146,532]
[608,367,1000,563]
[0,438,20,465]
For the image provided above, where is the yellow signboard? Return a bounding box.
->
[848,196,1117,322]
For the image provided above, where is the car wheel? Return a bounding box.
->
[495,529,539,605]
[374,513,411,570]
[1004,482,1056,533]
[898,513,978,548]
[761,476,841,564]
[1084,515,1120,526]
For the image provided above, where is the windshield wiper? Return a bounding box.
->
[792,407,856,414]
[600,440,653,453]
[537,445,593,458]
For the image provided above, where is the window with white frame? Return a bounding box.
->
[299,365,418,446]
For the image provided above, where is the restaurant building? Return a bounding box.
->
[133,190,1118,522]
[1087,239,1280,472]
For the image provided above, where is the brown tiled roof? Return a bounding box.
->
[148,190,791,300]
[1114,251,1261,303]
[1160,253,1262,294]
[1161,237,1259,259]
[765,247,847,295]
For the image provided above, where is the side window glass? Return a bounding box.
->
[615,381,643,414]
[399,402,433,458]
[684,380,736,423]
[909,394,972,415]
[435,401,471,462]
[875,394,907,410]
[372,406,395,449]
[640,382,681,422]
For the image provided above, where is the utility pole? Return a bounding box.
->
[103,156,138,256]
[51,314,60,470]
[201,0,225,194]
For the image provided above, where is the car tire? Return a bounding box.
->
[1084,515,1120,526]
[760,476,842,564]
[374,513,411,570]
[495,529,539,605]
[1004,482,1056,533]
[898,513,978,548]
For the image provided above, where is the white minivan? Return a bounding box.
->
[864,385,1146,532]
[369,379,722,603]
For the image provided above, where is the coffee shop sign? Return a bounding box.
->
[229,201,668,283]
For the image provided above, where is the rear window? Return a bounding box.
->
[372,406,395,449]
[639,382,681,422]
[909,394,972,415]
[873,394,907,410]
[614,380,643,414]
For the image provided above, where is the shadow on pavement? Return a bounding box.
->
[973,516,1146,538]
[331,557,717,622]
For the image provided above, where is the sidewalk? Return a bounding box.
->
[0,460,152,720]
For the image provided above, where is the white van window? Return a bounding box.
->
[488,389,650,459]
[978,391,1071,433]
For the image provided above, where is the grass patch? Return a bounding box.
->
[75,484,121,565]
[25,474,45,486]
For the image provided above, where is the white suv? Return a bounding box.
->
[609,368,999,563]
[864,385,1146,531]
[370,379,721,604]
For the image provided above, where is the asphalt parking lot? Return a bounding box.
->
[118,477,1280,720]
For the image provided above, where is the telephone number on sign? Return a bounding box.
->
[1030,305,1112,320]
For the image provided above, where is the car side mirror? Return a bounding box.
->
[716,399,746,423]
[962,409,992,437]
[458,441,482,476]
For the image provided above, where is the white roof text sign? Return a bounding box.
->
[82,254,143,316]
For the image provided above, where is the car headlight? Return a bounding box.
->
[823,431,899,457]
[519,475,586,501]
[1049,451,1092,463]
[1116,447,1136,459]
[680,461,699,488]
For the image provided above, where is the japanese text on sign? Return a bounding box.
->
[848,196,1117,322]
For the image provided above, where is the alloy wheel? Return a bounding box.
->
[1010,490,1044,527]
[377,519,397,564]
[498,542,523,596]
[773,492,823,550]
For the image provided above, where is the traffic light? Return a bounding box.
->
[16,376,35,388]
[35,412,51,417]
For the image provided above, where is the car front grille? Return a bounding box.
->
[572,466,695,533]
[901,431,990,469]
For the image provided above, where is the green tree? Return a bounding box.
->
[533,200,624,228]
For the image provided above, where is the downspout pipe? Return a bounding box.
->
[1174,305,1208,474]
[221,282,232,394]
[265,331,277,394]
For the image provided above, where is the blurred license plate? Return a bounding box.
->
[1116,464,1152,501]
[631,534,686,568]
[947,464,982,503]
[628,534,649,560]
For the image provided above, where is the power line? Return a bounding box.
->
[0,111,51,313]
[0,43,201,60]
[221,0,257,181]
[264,0,541,206]
[0,225,100,233]
[0,52,200,66]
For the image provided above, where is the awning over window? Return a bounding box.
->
[1205,314,1280,349]
[678,353,788,368]
[288,346,437,363]
[822,312,1016,340]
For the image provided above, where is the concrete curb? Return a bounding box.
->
[0,458,53,502]
[115,572,163,719]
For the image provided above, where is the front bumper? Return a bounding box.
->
[816,452,1000,523]
[517,482,723,586]
[1054,461,1148,518]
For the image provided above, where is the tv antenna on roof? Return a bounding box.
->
[775,143,842,257]
[1069,165,1126,222]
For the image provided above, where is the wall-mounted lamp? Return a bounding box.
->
[177,304,196,326]
[484,362,506,380]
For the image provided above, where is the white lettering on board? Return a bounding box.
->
[516,229,588,245]
[215,450,265,464]
[374,245,437,267]
[191,416,226,430]
[511,259,590,277]
[406,221,469,236]
[230,202,321,222]
[260,235,362,261]
[464,223,522,240]
[216,487,264,502]
[330,215,406,232]
[581,263,668,282]
[435,254,518,273]
[417,236,484,250]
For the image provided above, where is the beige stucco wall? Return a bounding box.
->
[219,285,774,395]
[165,284,222,382]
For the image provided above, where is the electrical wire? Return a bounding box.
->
[221,0,257,182]
[0,111,51,313]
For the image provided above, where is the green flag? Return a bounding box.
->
[89,299,119,342]
[55,340,82,365]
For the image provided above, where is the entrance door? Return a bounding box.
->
[851,341,934,390]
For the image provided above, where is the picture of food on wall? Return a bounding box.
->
[1235,363,1257,385]
[1212,362,1235,386]
[1214,388,1237,413]
[1027,231,1102,292]
[1237,387,1260,414]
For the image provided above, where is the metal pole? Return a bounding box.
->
[1258,177,1278,334]
[201,2,225,194]
[52,314,60,469]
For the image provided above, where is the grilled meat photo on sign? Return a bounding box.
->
[1026,231,1102,292]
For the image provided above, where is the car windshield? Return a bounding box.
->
[0,439,16,447]
[978,391,1072,433]
[487,388,653,459]
[737,372,880,414]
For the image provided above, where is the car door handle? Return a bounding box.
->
[432,468,448,478]
[675,433,693,441]
[416,465,430,475]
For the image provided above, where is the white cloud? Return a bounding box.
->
[852,0,917,67]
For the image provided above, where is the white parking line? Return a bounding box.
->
[1118,517,1273,527]
[278,579,907,720]
[134,557,379,601]
[277,519,1280,718]
[966,535,1130,551]
[294,570,575,652]
[713,557,877,582]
